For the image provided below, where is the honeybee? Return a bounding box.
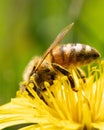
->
[21,23,100,99]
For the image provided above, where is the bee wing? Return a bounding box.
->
[35,22,74,72]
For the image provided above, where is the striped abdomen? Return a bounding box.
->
[50,43,100,68]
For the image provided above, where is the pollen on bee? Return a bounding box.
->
[28,82,34,88]
[29,75,37,85]
[44,81,50,88]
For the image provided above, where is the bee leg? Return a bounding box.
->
[52,63,77,92]
[76,67,86,83]
[52,63,69,75]
[68,75,78,92]
[35,87,41,96]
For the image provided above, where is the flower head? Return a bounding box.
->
[0,61,104,130]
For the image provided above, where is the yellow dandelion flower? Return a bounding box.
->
[0,61,104,130]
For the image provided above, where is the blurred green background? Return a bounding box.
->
[0,0,104,105]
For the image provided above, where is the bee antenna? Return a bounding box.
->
[35,22,74,72]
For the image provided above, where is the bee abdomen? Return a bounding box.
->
[50,43,100,67]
